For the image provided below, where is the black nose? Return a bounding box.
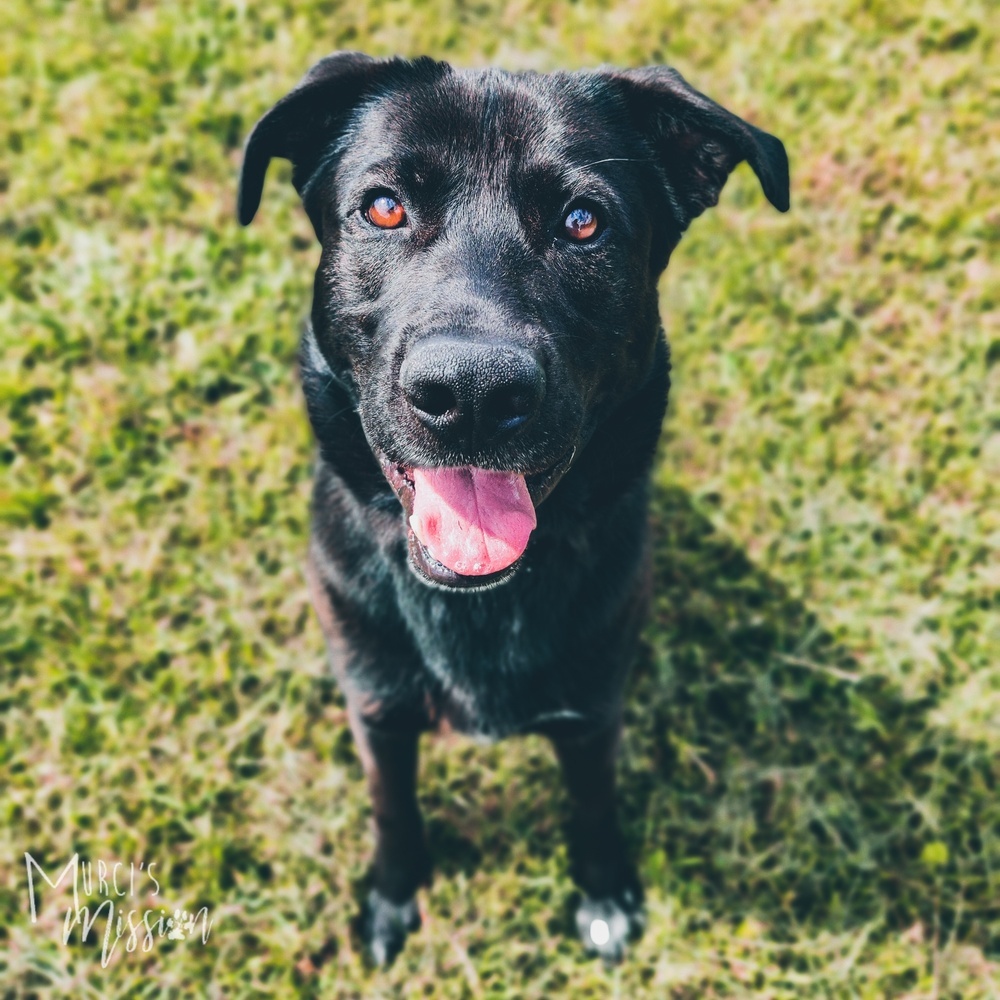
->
[400,337,545,447]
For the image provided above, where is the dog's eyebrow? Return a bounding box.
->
[524,156,641,193]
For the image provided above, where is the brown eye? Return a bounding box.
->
[563,205,600,241]
[366,193,406,229]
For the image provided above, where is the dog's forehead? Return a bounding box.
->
[341,69,628,178]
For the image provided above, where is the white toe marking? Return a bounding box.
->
[590,918,610,946]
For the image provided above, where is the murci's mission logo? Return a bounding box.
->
[24,853,213,968]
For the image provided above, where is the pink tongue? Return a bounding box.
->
[409,467,537,576]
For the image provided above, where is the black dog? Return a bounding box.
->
[238,53,788,964]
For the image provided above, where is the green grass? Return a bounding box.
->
[1,0,997,996]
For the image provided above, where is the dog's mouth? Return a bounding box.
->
[378,450,574,591]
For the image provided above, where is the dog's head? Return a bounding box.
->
[239,54,788,590]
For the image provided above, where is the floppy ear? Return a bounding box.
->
[237,52,448,232]
[603,66,789,231]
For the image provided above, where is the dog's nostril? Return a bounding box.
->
[486,387,535,431]
[408,381,458,420]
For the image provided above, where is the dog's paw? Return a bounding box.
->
[361,888,421,967]
[575,889,645,963]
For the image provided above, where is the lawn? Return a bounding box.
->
[1,0,997,996]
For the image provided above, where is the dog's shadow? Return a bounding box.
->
[425,482,997,950]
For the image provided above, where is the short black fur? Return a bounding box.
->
[239,52,788,965]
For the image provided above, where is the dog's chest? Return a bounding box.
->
[395,573,580,738]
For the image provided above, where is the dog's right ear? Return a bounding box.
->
[237,52,447,232]
[601,65,789,233]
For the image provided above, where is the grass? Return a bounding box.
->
[1,0,997,996]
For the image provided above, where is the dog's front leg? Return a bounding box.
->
[349,708,431,966]
[306,554,430,965]
[551,721,645,962]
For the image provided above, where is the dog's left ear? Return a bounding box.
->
[237,51,449,234]
[603,66,789,231]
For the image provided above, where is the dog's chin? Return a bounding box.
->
[377,447,575,592]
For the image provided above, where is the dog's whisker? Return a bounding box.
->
[568,157,649,172]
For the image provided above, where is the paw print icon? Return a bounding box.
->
[167,910,196,941]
